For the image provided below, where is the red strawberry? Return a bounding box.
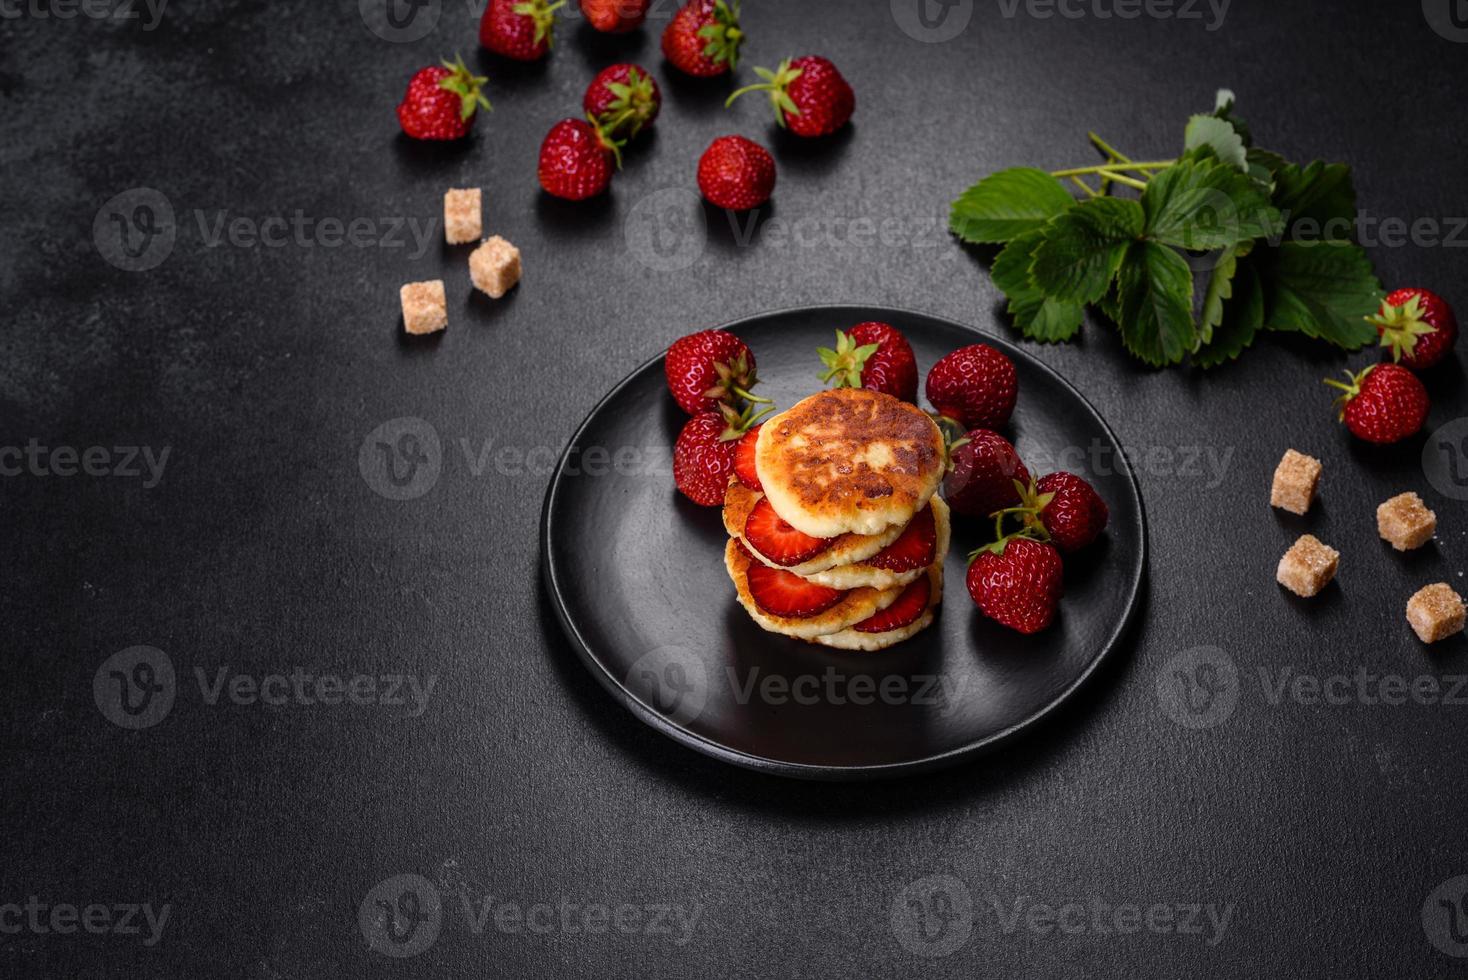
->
[583,63,661,139]
[926,344,1018,431]
[480,0,562,61]
[579,0,648,33]
[966,537,1064,635]
[664,330,762,415]
[1033,472,1108,553]
[867,506,937,572]
[853,575,931,634]
[396,57,492,141]
[817,322,918,402]
[1324,363,1430,445]
[1368,288,1458,370]
[744,498,834,566]
[662,0,743,78]
[744,551,846,618]
[734,424,762,490]
[673,406,760,506]
[538,119,619,201]
[697,135,775,210]
[726,55,854,138]
[943,429,1030,519]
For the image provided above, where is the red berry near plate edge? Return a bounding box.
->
[697,135,776,211]
[817,322,918,403]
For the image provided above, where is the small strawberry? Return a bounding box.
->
[866,506,937,573]
[662,0,743,78]
[744,498,835,566]
[396,57,492,141]
[583,63,661,140]
[1367,288,1458,371]
[817,323,918,403]
[480,0,564,61]
[697,135,775,211]
[673,404,765,507]
[943,429,1030,519]
[853,575,930,634]
[742,547,846,618]
[1031,472,1108,553]
[1324,363,1430,445]
[926,344,1018,431]
[966,536,1064,635]
[725,55,854,138]
[734,424,762,490]
[664,329,763,415]
[538,118,620,201]
[579,0,649,33]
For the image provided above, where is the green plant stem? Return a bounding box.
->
[1069,176,1099,198]
[1087,132,1133,163]
[1050,161,1174,177]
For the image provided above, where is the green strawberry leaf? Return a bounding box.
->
[1211,88,1253,148]
[991,230,1085,342]
[1194,258,1264,368]
[949,167,1076,244]
[1115,240,1196,366]
[1029,197,1144,304]
[1142,155,1283,251]
[1252,240,1382,347]
[1184,114,1248,172]
[1198,243,1245,347]
[1273,160,1357,241]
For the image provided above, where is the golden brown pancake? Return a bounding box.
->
[812,563,944,651]
[754,389,945,538]
[723,539,904,640]
[722,480,906,576]
[804,496,950,590]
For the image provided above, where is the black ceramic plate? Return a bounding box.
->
[541,306,1145,780]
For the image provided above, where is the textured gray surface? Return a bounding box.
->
[4,0,1468,976]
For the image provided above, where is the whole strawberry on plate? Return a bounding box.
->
[665,329,764,415]
[697,135,775,211]
[1367,288,1458,371]
[674,405,766,507]
[1324,363,1430,445]
[396,57,491,141]
[726,55,854,138]
[926,343,1018,432]
[1027,472,1108,553]
[580,0,649,33]
[583,63,661,140]
[943,429,1030,519]
[817,322,917,402]
[662,0,743,78]
[538,118,621,201]
[480,0,563,61]
[967,535,1065,635]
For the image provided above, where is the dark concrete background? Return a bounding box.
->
[4,0,1468,975]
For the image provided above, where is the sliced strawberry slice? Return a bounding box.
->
[734,424,763,490]
[853,576,931,634]
[745,561,846,618]
[866,506,936,572]
[744,497,834,566]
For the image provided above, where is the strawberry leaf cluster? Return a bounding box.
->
[949,91,1384,368]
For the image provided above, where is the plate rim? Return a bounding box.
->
[540,304,1147,781]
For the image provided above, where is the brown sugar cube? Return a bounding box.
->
[1270,449,1322,515]
[444,188,482,244]
[1377,492,1436,551]
[1276,534,1339,597]
[1406,583,1465,644]
[469,236,521,299]
[399,280,447,335]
